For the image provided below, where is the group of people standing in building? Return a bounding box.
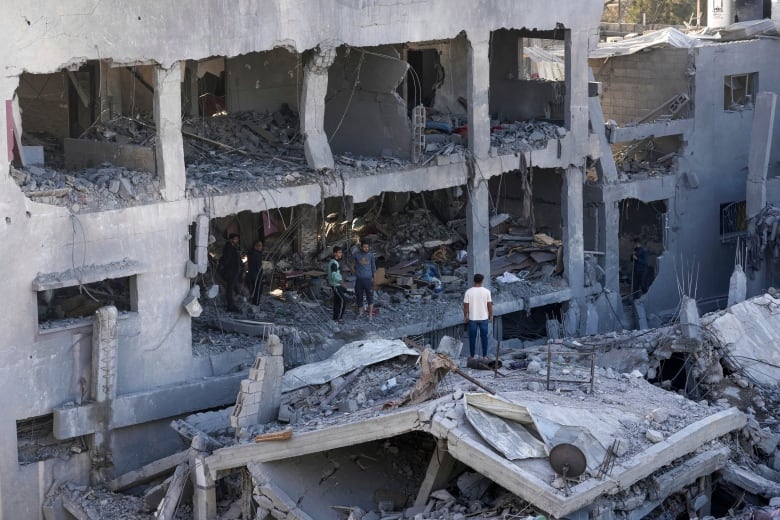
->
[327,241,377,322]
[218,234,265,313]
[220,235,495,361]
[328,243,494,360]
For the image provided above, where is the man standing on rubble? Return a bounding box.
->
[247,240,265,305]
[463,273,493,359]
[631,237,649,297]
[328,246,347,322]
[351,241,377,320]
[219,233,243,313]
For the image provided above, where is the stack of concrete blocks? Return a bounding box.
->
[230,334,284,439]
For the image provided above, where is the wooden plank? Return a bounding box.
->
[107,450,188,491]
[155,462,190,520]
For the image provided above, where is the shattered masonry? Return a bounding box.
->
[1,1,780,520]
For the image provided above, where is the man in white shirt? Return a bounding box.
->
[463,273,493,359]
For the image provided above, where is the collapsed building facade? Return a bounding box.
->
[1,1,780,519]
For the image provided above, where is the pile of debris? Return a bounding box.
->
[81,116,156,146]
[490,120,567,156]
[9,163,161,212]
[613,138,676,181]
[747,205,780,273]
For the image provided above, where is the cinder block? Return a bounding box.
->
[238,401,260,417]
[241,379,265,394]
[236,415,256,428]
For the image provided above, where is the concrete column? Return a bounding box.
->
[154,63,186,201]
[467,32,491,160]
[466,166,491,289]
[562,167,585,296]
[296,204,319,259]
[599,200,620,295]
[746,92,777,219]
[564,29,590,162]
[90,305,119,484]
[301,46,336,170]
[1,78,19,185]
[195,214,210,274]
[190,450,216,520]
[185,60,200,117]
[774,0,780,22]
[414,439,456,507]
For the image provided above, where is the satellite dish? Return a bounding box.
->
[549,443,587,479]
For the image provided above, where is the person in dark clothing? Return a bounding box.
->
[247,240,264,305]
[631,238,649,297]
[219,233,243,312]
[328,246,347,322]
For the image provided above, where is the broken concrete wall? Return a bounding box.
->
[490,29,565,121]
[644,39,780,316]
[0,1,607,517]
[225,48,302,113]
[590,47,691,125]
[411,35,470,117]
[591,39,780,320]
[325,45,411,158]
[249,435,432,518]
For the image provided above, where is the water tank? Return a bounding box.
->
[708,0,734,28]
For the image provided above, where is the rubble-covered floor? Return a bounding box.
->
[12,112,579,211]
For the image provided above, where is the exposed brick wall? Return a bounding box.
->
[590,48,692,125]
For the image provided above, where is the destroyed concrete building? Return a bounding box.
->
[1,1,780,519]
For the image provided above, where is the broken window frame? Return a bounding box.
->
[723,72,758,111]
[32,261,144,332]
[517,36,566,82]
[17,413,82,465]
[720,200,748,242]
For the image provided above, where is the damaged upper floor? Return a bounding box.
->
[2,1,602,213]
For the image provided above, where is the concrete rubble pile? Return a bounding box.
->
[81,116,156,146]
[612,139,676,181]
[490,120,567,155]
[747,205,780,273]
[48,293,780,519]
[9,163,161,211]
